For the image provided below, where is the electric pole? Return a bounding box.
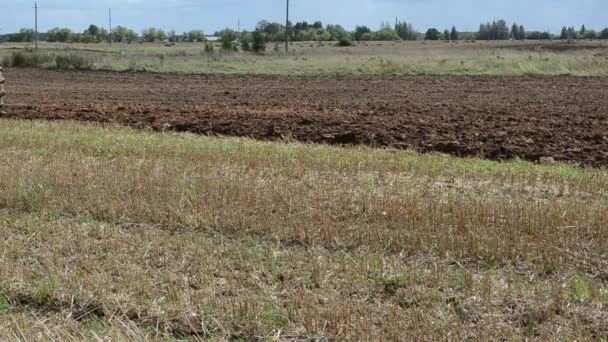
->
[285,0,289,53]
[109,8,112,46]
[34,2,38,50]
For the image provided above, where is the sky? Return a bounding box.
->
[0,0,606,35]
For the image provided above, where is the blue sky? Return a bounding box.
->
[0,0,606,34]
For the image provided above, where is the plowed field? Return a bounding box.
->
[2,68,607,165]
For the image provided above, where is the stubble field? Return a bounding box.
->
[1,40,607,341]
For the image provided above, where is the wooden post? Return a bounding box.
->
[34,2,38,50]
[109,8,113,47]
[285,0,289,53]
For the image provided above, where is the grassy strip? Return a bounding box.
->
[2,42,608,76]
[0,119,607,339]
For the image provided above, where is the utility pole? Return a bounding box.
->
[109,8,112,47]
[285,0,289,53]
[237,19,240,42]
[34,2,38,50]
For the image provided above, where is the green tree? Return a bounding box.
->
[580,25,586,36]
[326,24,349,41]
[256,20,284,41]
[511,23,519,39]
[518,25,525,40]
[187,30,205,42]
[600,28,608,39]
[527,31,551,40]
[240,33,252,51]
[450,26,458,40]
[252,31,266,53]
[47,27,72,42]
[9,28,35,42]
[560,26,568,39]
[219,29,238,50]
[112,26,135,43]
[354,25,371,41]
[478,19,510,40]
[443,29,450,40]
[167,30,178,42]
[395,20,417,40]
[296,28,319,41]
[86,25,100,38]
[583,30,596,39]
[374,25,400,41]
[142,28,158,42]
[424,28,440,40]
[80,34,95,43]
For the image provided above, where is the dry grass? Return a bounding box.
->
[1,119,607,340]
[2,40,608,76]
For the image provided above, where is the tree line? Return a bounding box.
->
[2,20,608,44]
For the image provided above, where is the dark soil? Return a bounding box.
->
[2,68,607,165]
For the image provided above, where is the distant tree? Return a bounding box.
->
[583,30,597,39]
[112,26,137,43]
[511,23,519,39]
[580,25,586,36]
[156,29,167,41]
[167,30,178,42]
[567,26,576,39]
[219,29,238,50]
[312,21,323,30]
[527,31,551,40]
[80,34,94,43]
[374,23,400,41]
[251,31,266,53]
[142,28,158,42]
[98,28,109,42]
[326,24,350,41]
[519,25,525,40]
[86,24,100,38]
[450,26,458,40]
[395,20,418,40]
[444,29,450,40]
[294,21,309,32]
[478,19,509,40]
[187,30,205,42]
[256,20,284,41]
[600,28,608,39]
[9,28,35,42]
[296,28,319,41]
[240,33,251,51]
[560,26,568,39]
[424,28,440,40]
[125,29,138,43]
[354,25,372,41]
[47,27,72,42]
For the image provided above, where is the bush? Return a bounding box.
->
[241,38,251,52]
[252,31,266,53]
[54,54,94,70]
[205,43,215,52]
[6,51,53,68]
[337,37,353,47]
